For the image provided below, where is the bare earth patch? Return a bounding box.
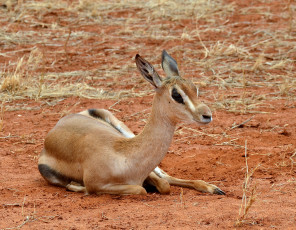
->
[0,0,295,229]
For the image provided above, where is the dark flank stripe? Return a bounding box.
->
[87,109,123,135]
[88,108,103,119]
[38,164,84,187]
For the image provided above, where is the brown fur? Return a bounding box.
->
[38,51,225,196]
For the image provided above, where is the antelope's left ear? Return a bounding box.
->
[161,50,180,77]
[135,54,162,88]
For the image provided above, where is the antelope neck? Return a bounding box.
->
[129,95,176,173]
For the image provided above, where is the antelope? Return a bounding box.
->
[38,50,225,196]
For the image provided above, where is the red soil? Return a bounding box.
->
[1,0,295,229]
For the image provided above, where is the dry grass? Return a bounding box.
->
[2,196,60,230]
[1,48,43,95]
[0,0,295,114]
[0,0,235,105]
[0,48,147,101]
[235,141,260,227]
[0,99,4,132]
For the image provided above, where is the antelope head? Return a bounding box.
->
[135,50,212,126]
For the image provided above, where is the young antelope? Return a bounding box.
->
[38,50,225,196]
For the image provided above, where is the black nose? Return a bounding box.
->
[202,115,212,120]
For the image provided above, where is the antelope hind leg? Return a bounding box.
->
[144,172,171,194]
[153,167,225,195]
[94,184,147,196]
[67,181,146,195]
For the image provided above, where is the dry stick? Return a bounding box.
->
[0,135,19,139]
[3,198,56,230]
[130,109,150,118]
[290,151,296,172]
[60,102,80,118]
[36,48,46,100]
[64,28,72,64]
[2,203,21,207]
[196,31,209,59]
[179,188,186,208]
[3,217,32,230]
[236,140,249,226]
[243,140,249,208]
[109,99,122,112]
[230,115,255,130]
[0,99,5,131]
[235,140,260,226]
[288,0,293,34]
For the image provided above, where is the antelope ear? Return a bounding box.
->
[161,50,180,77]
[135,54,162,88]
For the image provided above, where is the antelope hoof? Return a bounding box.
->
[206,183,225,195]
[213,187,226,195]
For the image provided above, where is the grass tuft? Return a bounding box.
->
[235,140,260,227]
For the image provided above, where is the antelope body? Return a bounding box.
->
[38,50,225,196]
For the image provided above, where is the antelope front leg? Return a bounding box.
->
[169,178,225,195]
[154,167,225,195]
[66,181,87,193]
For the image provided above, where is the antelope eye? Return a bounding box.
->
[171,88,184,104]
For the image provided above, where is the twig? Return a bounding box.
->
[2,203,21,207]
[109,99,122,112]
[230,115,255,130]
[288,0,293,34]
[290,151,296,171]
[196,32,209,59]
[0,100,4,131]
[179,188,186,208]
[64,28,72,63]
[3,216,33,230]
[143,202,155,207]
[130,108,150,118]
[235,140,260,226]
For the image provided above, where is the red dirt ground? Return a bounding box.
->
[1,0,296,229]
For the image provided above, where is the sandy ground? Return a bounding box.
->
[0,0,296,229]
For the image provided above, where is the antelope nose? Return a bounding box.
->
[197,103,212,123]
[201,114,212,123]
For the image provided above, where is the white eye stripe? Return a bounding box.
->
[186,97,196,112]
[174,85,196,112]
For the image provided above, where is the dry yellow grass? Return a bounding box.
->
[0,0,295,114]
[0,47,148,101]
[0,99,4,132]
[235,141,260,227]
